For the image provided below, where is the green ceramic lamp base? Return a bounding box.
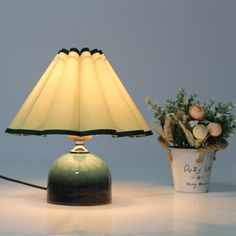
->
[47,151,112,206]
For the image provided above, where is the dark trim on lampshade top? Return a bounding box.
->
[70,48,80,55]
[5,128,153,138]
[90,49,99,55]
[80,47,90,54]
[58,48,69,54]
[58,48,103,56]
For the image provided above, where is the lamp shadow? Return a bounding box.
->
[209,182,236,193]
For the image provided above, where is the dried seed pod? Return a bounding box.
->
[193,125,208,140]
[179,120,195,147]
[153,125,170,143]
[176,109,186,121]
[164,116,175,142]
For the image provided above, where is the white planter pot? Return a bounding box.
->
[169,148,216,193]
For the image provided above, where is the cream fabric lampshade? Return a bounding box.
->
[5,48,152,137]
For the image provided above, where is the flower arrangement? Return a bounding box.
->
[146,89,236,150]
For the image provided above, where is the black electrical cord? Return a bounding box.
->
[0,175,47,190]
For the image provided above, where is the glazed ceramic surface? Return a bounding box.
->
[47,153,111,205]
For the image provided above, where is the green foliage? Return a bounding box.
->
[203,100,236,141]
[146,89,236,148]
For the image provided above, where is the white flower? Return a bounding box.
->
[189,120,199,128]
[216,113,223,118]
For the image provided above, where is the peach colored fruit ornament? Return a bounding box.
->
[189,104,205,120]
[207,122,222,137]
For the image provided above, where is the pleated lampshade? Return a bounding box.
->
[5,48,152,137]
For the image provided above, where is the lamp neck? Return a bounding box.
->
[70,140,90,154]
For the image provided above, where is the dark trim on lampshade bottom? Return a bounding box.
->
[5,128,153,137]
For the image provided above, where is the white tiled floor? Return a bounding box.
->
[0,181,236,235]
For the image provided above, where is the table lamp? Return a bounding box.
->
[5,47,152,205]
